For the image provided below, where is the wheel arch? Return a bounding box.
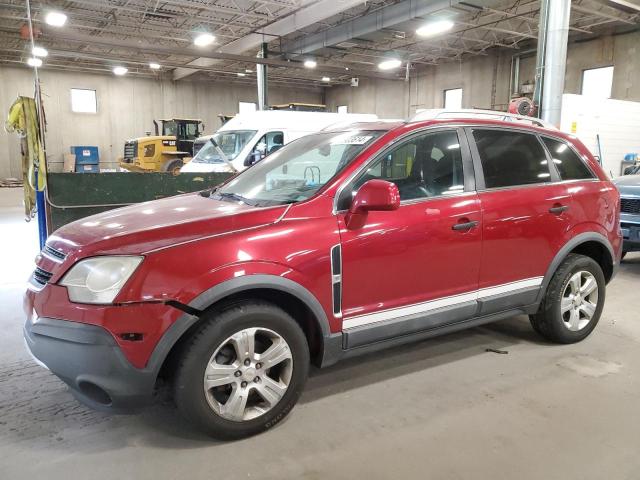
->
[150,275,338,383]
[537,232,615,304]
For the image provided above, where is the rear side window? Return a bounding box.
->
[542,137,594,180]
[473,130,550,189]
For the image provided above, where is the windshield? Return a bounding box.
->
[162,121,177,136]
[192,130,257,164]
[214,130,382,206]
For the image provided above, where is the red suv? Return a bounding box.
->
[24,117,621,439]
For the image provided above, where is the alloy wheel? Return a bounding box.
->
[203,327,293,422]
[561,271,599,332]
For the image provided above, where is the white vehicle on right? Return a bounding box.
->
[181,110,378,173]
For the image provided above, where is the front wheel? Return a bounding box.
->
[173,301,309,440]
[530,253,605,343]
[164,159,184,175]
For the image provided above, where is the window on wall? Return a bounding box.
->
[581,66,614,98]
[70,88,97,113]
[239,102,257,114]
[337,105,348,114]
[444,88,463,109]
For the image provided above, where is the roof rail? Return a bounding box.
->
[410,109,557,130]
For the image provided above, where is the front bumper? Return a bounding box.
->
[24,315,156,410]
[621,221,640,252]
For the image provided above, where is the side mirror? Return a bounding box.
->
[345,179,400,229]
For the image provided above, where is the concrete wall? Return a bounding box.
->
[326,30,640,117]
[0,67,322,177]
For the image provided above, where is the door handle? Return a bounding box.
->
[452,220,479,231]
[549,204,569,215]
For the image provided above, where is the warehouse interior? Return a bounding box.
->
[1,0,640,478]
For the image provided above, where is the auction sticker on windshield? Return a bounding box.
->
[331,135,373,145]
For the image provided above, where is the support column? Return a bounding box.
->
[539,0,571,126]
[257,43,268,110]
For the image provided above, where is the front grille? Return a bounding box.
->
[124,140,138,159]
[621,198,640,215]
[32,267,53,286]
[43,244,66,261]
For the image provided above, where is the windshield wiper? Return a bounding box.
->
[214,192,257,206]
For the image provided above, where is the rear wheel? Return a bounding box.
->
[173,301,309,440]
[530,254,605,343]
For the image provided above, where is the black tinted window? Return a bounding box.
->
[542,137,594,180]
[349,130,464,203]
[473,130,550,188]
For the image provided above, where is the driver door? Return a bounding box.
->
[336,128,482,347]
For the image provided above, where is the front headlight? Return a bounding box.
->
[60,256,143,304]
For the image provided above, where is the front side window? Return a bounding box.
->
[192,130,257,164]
[348,130,464,203]
[215,130,382,206]
[246,131,285,166]
[473,130,550,189]
[542,137,594,181]
[185,123,199,139]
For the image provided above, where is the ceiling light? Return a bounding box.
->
[149,62,161,70]
[322,77,331,82]
[27,57,42,67]
[32,46,48,57]
[378,58,402,70]
[245,69,253,73]
[194,33,215,47]
[416,19,454,37]
[45,11,67,27]
[237,72,246,77]
[113,66,128,76]
[304,59,317,68]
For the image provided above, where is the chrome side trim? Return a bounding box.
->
[342,276,543,330]
[330,244,342,318]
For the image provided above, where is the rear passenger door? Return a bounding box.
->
[539,135,608,235]
[468,128,572,315]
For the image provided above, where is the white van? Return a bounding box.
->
[181,110,378,173]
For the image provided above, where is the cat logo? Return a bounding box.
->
[162,140,176,146]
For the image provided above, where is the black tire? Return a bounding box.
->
[530,253,605,343]
[164,159,184,175]
[173,301,309,440]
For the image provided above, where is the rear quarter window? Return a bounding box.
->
[541,137,594,181]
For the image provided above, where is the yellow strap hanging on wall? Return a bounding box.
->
[5,96,46,219]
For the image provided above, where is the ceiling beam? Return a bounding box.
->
[571,3,637,24]
[172,0,365,81]
[39,27,400,80]
[280,0,461,57]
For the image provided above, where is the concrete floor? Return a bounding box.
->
[1,186,639,480]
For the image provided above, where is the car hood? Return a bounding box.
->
[46,192,287,256]
[613,175,640,197]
